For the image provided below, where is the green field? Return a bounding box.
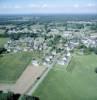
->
[34,54,97,100]
[0,51,43,83]
[0,38,8,47]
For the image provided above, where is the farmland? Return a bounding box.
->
[0,14,97,99]
[0,51,43,83]
[34,54,97,100]
[0,38,8,47]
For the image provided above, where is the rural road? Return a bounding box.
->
[27,54,61,95]
[27,66,51,95]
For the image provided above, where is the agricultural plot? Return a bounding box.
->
[0,52,32,83]
[34,54,97,100]
[0,51,43,83]
[0,38,8,47]
[66,56,76,72]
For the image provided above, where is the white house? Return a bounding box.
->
[32,60,38,66]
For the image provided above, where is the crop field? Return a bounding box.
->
[0,51,43,83]
[34,54,97,100]
[0,38,8,47]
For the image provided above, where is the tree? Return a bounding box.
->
[0,47,7,55]
[94,47,97,54]
[95,67,97,73]
[84,48,91,55]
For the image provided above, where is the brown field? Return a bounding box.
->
[0,64,46,94]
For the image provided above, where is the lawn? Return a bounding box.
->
[0,38,8,47]
[34,54,97,100]
[0,51,43,83]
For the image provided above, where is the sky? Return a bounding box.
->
[0,0,97,14]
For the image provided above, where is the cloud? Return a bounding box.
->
[14,5,22,9]
[0,3,97,14]
[73,4,80,8]
[1,3,96,9]
[87,3,96,7]
[27,4,49,9]
[42,4,48,8]
[27,4,40,8]
[1,5,11,9]
[0,5,23,9]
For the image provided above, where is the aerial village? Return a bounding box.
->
[0,15,97,100]
[3,20,97,67]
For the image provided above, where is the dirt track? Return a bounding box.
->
[0,64,46,94]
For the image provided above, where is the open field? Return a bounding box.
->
[0,63,46,94]
[0,52,32,83]
[0,51,46,94]
[34,54,97,100]
[0,38,8,47]
[0,51,43,83]
[13,65,46,94]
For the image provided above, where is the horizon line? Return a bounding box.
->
[0,13,97,15]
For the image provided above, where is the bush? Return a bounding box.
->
[83,48,91,55]
[95,68,97,73]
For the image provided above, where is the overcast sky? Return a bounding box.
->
[0,0,97,14]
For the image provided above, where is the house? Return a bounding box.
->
[57,60,65,65]
[32,60,38,66]
[45,57,50,62]
[43,61,50,67]
[52,50,56,56]
[13,49,18,53]
[67,52,71,57]
[23,48,27,52]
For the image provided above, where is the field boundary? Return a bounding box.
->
[66,56,75,72]
[0,64,46,94]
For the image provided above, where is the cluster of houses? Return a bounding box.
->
[81,35,97,48]
[31,49,71,67]
[4,37,45,53]
[4,35,72,67]
[3,21,97,67]
[7,25,44,34]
